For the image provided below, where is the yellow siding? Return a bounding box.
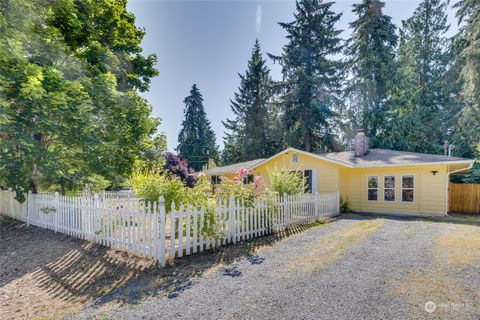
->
[339,165,447,215]
[250,152,342,194]
[205,151,450,216]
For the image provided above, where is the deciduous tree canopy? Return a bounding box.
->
[0,0,160,199]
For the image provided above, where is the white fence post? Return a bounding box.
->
[0,189,341,266]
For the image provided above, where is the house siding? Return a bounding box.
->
[339,165,447,215]
[251,152,341,194]
[204,151,455,216]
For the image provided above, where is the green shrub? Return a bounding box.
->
[268,167,305,196]
[130,169,185,212]
[340,197,352,214]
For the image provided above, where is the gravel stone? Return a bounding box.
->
[69,215,480,320]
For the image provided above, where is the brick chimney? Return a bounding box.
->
[354,129,369,157]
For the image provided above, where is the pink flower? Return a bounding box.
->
[253,176,264,190]
[235,167,248,178]
[233,176,240,183]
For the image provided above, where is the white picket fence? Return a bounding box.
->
[0,190,339,266]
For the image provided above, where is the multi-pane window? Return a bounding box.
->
[384,176,396,202]
[367,176,378,201]
[402,175,415,202]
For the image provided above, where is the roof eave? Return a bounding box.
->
[353,159,475,169]
[248,147,354,171]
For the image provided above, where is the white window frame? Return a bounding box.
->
[367,176,379,202]
[291,153,299,164]
[292,169,316,194]
[401,175,415,203]
[383,176,396,202]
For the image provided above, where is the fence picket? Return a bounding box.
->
[0,190,340,267]
[199,205,204,252]
[170,202,176,259]
[193,204,198,254]
[178,203,184,258]
[158,197,166,266]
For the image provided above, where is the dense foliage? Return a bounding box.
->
[220,0,478,182]
[222,40,283,165]
[177,84,219,171]
[2,0,479,196]
[130,166,280,212]
[270,0,344,153]
[383,0,453,154]
[268,168,306,196]
[163,152,196,187]
[343,0,397,148]
[0,0,161,199]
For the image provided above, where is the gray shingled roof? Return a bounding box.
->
[201,148,472,175]
[321,149,471,167]
[202,158,266,175]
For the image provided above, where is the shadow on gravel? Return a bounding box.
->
[88,217,336,309]
[0,215,336,319]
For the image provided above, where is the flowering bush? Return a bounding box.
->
[131,167,276,237]
[215,167,268,207]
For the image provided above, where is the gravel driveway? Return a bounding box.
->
[71,215,480,320]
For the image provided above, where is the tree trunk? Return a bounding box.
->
[29,163,39,194]
[304,131,312,152]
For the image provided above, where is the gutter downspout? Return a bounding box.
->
[445,161,475,216]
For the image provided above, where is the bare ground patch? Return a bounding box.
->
[284,218,386,272]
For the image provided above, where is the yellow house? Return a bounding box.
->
[202,131,474,216]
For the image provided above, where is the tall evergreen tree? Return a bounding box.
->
[451,0,480,156]
[344,0,397,148]
[383,0,451,153]
[223,40,282,163]
[271,0,343,152]
[449,0,480,182]
[177,85,219,171]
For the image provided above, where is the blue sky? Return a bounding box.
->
[127,0,459,151]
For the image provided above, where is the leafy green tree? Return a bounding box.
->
[137,133,168,171]
[271,0,343,152]
[177,84,219,171]
[382,0,452,153]
[223,40,282,163]
[0,0,159,199]
[344,0,397,147]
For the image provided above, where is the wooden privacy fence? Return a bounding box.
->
[0,190,339,266]
[449,183,480,214]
